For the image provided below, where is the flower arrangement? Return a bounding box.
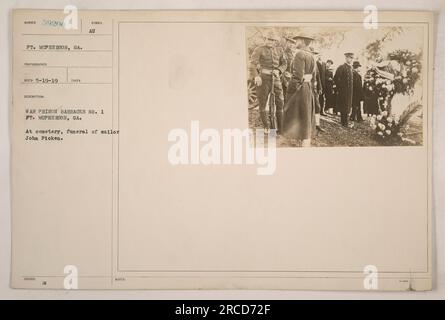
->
[363,50,422,112]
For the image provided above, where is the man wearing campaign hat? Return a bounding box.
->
[249,31,287,133]
[316,53,327,116]
[334,52,355,127]
[350,60,364,122]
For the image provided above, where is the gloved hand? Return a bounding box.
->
[254,76,262,86]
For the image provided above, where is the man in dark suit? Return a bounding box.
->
[334,52,354,127]
[350,61,364,122]
[324,59,336,114]
[282,37,296,104]
[311,48,326,132]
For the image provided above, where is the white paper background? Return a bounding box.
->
[1,0,444,299]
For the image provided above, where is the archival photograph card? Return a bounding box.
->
[11,9,434,290]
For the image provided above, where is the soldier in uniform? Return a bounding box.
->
[334,52,355,127]
[282,34,317,147]
[350,61,364,122]
[249,32,287,134]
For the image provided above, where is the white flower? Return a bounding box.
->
[371,124,377,130]
[382,111,388,117]
[387,117,393,123]
[377,115,383,121]
[370,117,376,125]
[386,130,392,135]
[378,123,386,131]
[388,123,393,128]
[377,131,383,136]
[397,132,403,137]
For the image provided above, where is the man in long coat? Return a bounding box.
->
[334,52,354,127]
[282,35,316,147]
[249,32,287,134]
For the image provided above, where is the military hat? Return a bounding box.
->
[284,36,296,43]
[344,52,355,58]
[353,61,362,68]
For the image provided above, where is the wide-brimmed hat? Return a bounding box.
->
[344,52,355,58]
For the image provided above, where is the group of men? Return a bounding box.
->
[249,31,364,146]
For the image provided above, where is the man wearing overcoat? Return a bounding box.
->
[334,52,355,127]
